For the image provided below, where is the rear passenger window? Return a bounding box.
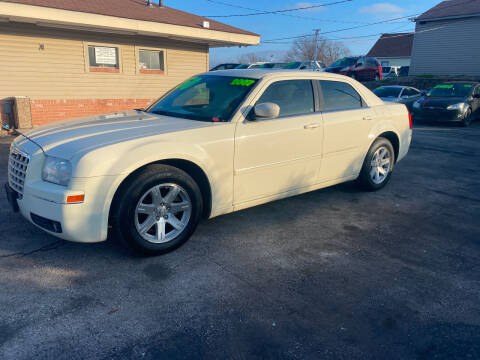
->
[256,80,314,117]
[319,80,363,112]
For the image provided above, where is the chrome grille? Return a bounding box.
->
[8,148,30,197]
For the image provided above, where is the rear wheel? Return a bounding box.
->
[357,137,395,191]
[114,165,203,256]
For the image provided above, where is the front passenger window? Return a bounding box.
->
[255,80,314,117]
[319,80,364,112]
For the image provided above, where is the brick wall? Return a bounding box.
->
[30,98,156,126]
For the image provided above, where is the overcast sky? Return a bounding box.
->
[171,0,442,66]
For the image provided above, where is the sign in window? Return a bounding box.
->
[88,46,119,71]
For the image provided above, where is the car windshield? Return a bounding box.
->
[427,83,473,98]
[373,87,402,98]
[235,64,249,69]
[284,62,301,69]
[147,75,258,122]
[330,57,357,67]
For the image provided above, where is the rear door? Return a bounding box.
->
[317,79,374,182]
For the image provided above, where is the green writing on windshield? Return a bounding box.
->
[464,84,472,87]
[177,77,201,90]
[230,78,255,87]
[434,84,453,89]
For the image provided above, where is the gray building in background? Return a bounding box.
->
[410,0,480,76]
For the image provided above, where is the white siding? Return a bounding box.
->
[410,17,480,76]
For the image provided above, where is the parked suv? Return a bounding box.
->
[340,57,382,82]
[325,57,359,74]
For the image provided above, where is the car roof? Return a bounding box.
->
[200,69,355,81]
[375,85,406,88]
[442,81,479,84]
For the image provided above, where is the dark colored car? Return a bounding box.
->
[210,63,240,71]
[373,85,424,111]
[340,56,382,82]
[325,57,359,74]
[398,66,409,77]
[411,82,480,126]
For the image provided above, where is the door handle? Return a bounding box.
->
[304,123,321,129]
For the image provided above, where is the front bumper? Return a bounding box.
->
[7,176,118,243]
[412,108,466,122]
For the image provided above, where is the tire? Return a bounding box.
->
[113,164,203,256]
[460,108,472,127]
[357,137,395,191]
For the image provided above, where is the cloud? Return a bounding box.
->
[358,3,405,15]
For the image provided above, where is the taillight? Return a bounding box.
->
[408,110,412,129]
[378,66,383,80]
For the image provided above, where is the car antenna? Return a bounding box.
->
[2,123,46,154]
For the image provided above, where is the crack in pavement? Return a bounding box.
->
[0,240,64,259]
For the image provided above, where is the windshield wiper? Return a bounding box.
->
[151,110,210,122]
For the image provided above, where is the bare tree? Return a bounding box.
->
[237,52,270,64]
[284,36,350,66]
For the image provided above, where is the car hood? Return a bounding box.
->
[419,97,466,109]
[16,110,213,158]
[325,66,344,73]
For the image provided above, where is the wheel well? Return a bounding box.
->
[378,131,399,162]
[109,159,212,224]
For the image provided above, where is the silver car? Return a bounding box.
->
[373,85,424,111]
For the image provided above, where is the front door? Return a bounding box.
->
[234,79,323,205]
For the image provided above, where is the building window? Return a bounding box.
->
[139,49,165,74]
[88,45,119,72]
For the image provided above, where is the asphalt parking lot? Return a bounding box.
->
[0,122,479,360]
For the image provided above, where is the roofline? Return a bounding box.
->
[0,2,260,46]
[415,12,480,23]
[371,56,411,59]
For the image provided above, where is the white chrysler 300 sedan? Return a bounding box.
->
[6,70,412,255]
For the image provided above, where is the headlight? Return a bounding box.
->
[413,101,421,109]
[447,103,466,111]
[42,156,72,186]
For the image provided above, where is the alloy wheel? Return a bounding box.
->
[134,183,192,243]
[369,146,391,184]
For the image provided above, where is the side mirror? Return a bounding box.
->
[253,103,280,120]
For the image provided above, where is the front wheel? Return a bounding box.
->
[357,137,395,191]
[460,108,472,127]
[113,164,203,256]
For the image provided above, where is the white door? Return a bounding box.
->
[317,79,374,183]
[234,79,323,205]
